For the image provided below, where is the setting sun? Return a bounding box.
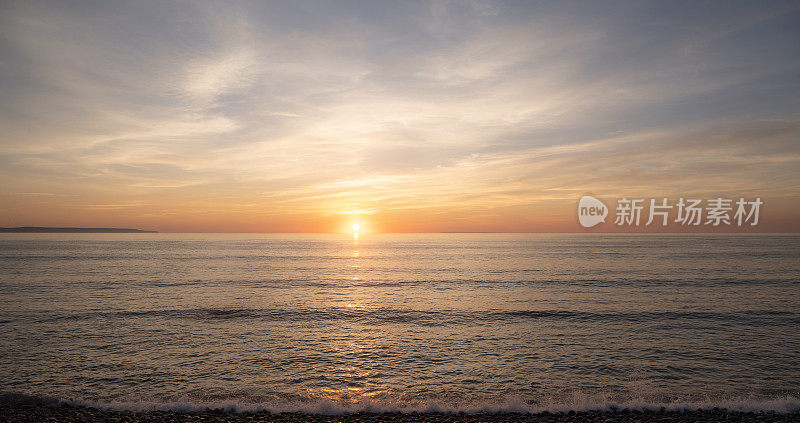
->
[352,223,360,232]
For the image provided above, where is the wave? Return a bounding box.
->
[2,392,799,415]
[23,306,800,327]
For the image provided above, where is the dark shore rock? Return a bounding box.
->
[1,403,798,423]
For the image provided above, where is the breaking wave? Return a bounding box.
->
[3,392,799,415]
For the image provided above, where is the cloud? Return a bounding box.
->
[0,0,798,231]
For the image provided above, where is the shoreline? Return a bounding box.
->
[2,403,799,423]
[3,392,800,422]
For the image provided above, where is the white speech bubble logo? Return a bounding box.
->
[578,196,608,228]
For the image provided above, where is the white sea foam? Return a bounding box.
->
[25,394,796,415]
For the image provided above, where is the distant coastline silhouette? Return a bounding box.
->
[0,227,157,233]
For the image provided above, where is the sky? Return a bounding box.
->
[1,0,798,233]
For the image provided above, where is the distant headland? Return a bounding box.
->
[0,227,157,233]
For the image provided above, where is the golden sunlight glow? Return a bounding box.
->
[2,2,797,234]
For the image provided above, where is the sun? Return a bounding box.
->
[352,223,360,232]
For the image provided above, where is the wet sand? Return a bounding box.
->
[1,403,798,423]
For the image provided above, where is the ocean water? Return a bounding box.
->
[0,233,799,413]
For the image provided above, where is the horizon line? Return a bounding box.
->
[3,230,798,235]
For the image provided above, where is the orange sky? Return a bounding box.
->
[1,2,799,233]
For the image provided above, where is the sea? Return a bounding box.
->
[0,233,798,414]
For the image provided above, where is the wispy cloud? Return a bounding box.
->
[0,0,798,231]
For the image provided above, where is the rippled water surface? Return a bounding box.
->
[1,234,799,411]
